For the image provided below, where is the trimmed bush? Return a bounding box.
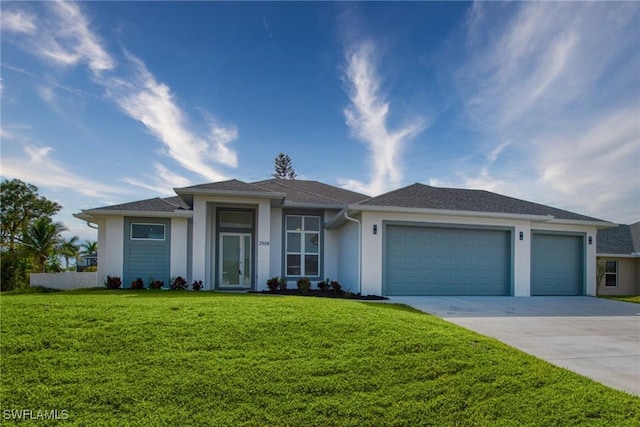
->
[330,280,342,292]
[130,277,145,290]
[104,275,122,289]
[317,280,329,291]
[191,280,203,291]
[297,277,311,293]
[278,276,287,290]
[148,278,164,290]
[266,277,280,292]
[171,276,188,290]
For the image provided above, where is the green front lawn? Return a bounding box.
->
[2,291,639,425]
[600,295,640,304]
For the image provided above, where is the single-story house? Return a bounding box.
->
[74,179,614,296]
[596,222,640,295]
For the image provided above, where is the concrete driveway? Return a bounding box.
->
[389,296,640,396]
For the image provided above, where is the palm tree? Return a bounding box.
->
[22,218,67,273]
[59,236,80,270]
[80,240,97,256]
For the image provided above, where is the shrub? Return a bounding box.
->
[130,277,145,290]
[330,280,342,292]
[171,276,188,290]
[1,250,31,291]
[191,280,203,291]
[266,276,280,292]
[148,278,164,290]
[104,275,122,289]
[86,266,98,272]
[278,276,287,290]
[317,279,329,291]
[297,277,311,293]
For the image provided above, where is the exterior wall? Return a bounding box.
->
[170,217,189,280]
[96,219,107,278]
[532,223,598,296]
[256,200,271,291]
[101,216,124,281]
[123,217,171,286]
[358,211,596,297]
[269,208,283,279]
[323,210,340,282]
[337,219,360,293]
[30,272,98,290]
[191,197,208,286]
[597,257,640,295]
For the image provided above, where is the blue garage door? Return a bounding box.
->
[531,233,583,296]
[123,218,171,288]
[384,225,512,296]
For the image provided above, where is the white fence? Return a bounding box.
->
[30,272,99,290]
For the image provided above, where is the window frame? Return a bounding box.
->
[130,222,166,241]
[604,260,618,287]
[284,214,321,278]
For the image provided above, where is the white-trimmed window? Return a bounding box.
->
[605,260,617,287]
[131,223,166,240]
[285,215,320,277]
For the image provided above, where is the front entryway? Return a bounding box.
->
[219,233,252,288]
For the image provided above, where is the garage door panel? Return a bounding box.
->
[385,225,511,296]
[531,234,583,296]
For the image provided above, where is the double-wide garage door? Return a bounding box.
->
[384,225,511,296]
[531,233,584,296]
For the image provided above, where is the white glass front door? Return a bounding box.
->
[219,233,252,287]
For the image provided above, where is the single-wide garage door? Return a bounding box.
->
[531,233,583,296]
[384,225,511,296]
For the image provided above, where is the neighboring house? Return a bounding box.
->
[596,222,640,295]
[74,179,614,296]
[76,252,98,272]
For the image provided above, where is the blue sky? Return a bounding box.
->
[1,1,639,241]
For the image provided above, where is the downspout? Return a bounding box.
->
[343,211,361,295]
[85,221,99,230]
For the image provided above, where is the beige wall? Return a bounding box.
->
[597,257,640,295]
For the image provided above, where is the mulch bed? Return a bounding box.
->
[252,289,387,300]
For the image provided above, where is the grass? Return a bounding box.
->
[600,295,640,304]
[1,291,639,426]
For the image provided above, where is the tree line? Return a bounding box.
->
[0,179,96,291]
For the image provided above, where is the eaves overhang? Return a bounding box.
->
[596,253,640,259]
[173,187,286,205]
[73,209,193,221]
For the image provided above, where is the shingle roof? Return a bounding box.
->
[92,197,188,212]
[597,222,640,254]
[178,179,270,193]
[357,183,604,221]
[252,179,368,205]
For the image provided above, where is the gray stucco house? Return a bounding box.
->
[74,179,614,296]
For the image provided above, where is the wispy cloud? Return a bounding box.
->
[124,163,192,196]
[339,41,426,195]
[103,51,238,181]
[2,0,239,185]
[455,2,640,223]
[0,9,37,34]
[1,144,127,200]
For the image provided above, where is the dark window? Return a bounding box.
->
[131,223,165,240]
[604,260,617,287]
[285,215,320,277]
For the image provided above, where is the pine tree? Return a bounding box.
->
[272,152,296,179]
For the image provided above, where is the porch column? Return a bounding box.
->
[256,200,271,291]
